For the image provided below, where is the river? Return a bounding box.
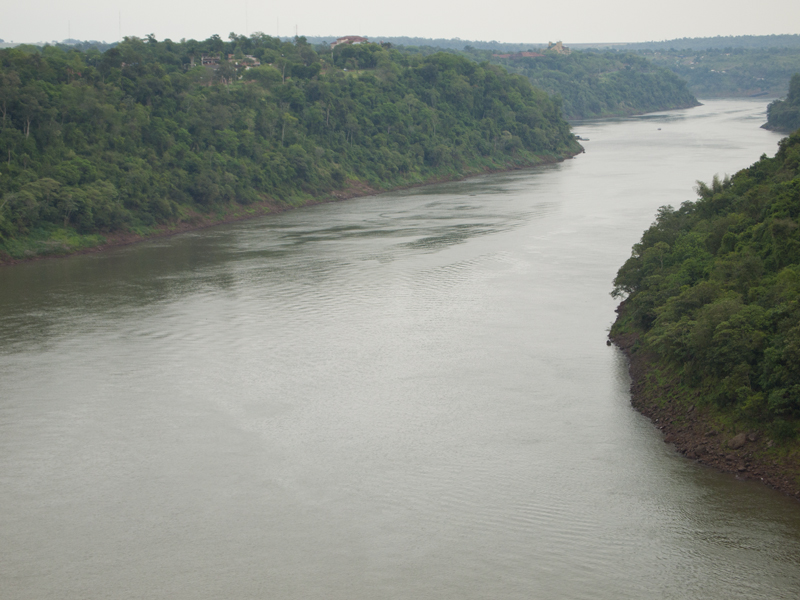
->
[1,99,799,599]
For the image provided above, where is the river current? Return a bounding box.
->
[1,99,799,599]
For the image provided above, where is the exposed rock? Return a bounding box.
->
[610,328,800,501]
[728,432,748,450]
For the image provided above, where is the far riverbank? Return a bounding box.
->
[0,151,581,268]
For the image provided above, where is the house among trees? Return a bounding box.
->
[330,36,368,49]
[227,54,261,68]
[195,53,259,86]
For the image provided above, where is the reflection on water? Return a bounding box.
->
[1,100,799,600]
[0,174,550,356]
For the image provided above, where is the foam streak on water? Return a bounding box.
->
[1,100,800,599]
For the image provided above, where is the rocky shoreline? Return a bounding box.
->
[612,330,800,502]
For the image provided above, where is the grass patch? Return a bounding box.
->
[1,225,106,260]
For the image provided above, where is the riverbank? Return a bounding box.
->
[611,318,800,502]
[0,151,580,267]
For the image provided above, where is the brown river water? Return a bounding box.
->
[1,99,799,599]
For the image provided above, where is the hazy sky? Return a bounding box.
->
[3,0,800,45]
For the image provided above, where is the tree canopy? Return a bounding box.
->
[496,51,700,120]
[612,129,800,442]
[0,34,581,259]
[399,45,700,120]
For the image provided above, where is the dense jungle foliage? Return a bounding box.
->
[764,74,800,133]
[478,50,699,120]
[302,35,800,106]
[0,34,580,259]
[396,45,699,120]
[611,131,800,441]
[641,47,800,98]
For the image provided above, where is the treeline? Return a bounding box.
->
[0,34,580,259]
[623,34,800,52]
[611,131,800,443]
[764,73,800,132]
[299,36,545,53]
[301,33,800,54]
[642,47,800,98]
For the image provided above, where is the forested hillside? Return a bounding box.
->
[394,45,700,120]
[478,50,699,120]
[641,47,800,98]
[764,74,800,132]
[611,132,800,490]
[354,34,799,107]
[623,34,800,52]
[0,34,580,261]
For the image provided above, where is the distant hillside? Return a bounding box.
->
[293,36,547,53]
[387,44,699,120]
[20,34,787,56]
[0,40,118,52]
[320,41,698,121]
[300,35,800,104]
[298,34,800,54]
[462,48,700,120]
[622,34,800,51]
[641,47,800,98]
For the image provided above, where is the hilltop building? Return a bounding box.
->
[330,36,368,49]
[546,41,571,55]
[227,54,261,68]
